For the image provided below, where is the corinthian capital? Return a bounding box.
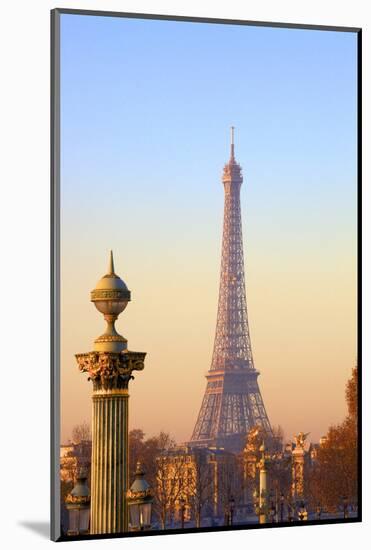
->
[75,350,146,391]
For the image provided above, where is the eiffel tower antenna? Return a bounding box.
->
[189,128,272,453]
[230,125,235,160]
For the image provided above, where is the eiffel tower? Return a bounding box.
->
[190,128,272,453]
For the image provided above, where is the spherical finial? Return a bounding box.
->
[90,251,131,352]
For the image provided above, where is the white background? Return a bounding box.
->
[0,1,368,548]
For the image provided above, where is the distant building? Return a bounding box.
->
[60,440,92,483]
[308,442,320,462]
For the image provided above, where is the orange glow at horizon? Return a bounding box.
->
[60,222,356,446]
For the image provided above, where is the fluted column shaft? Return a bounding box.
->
[90,389,129,534]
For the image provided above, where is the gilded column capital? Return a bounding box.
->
[75,350,146,391]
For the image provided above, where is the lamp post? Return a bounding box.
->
[342,495,348,519]
[253,489,259,519]
[179,497,186,529]
[268,490,276,523]
[280,493,284,523]
[127,462,154,531]
[229,495,235,526]
[298,501,307,522]
[269,500,276,524]
[287,500,294,522]
[65,468,91,535]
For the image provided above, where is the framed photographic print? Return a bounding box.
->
[51,8,361,542]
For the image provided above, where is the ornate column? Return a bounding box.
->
[258,442,269,524]
[291,432,309,503]
[243,452,256,507]
[76,252,146,534]
[242,427,261,509]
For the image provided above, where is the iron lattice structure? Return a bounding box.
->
[190,128,272,453]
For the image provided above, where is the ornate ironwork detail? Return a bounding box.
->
[65,494,91,505]
[190,129,271,452]
[94,334,127,343]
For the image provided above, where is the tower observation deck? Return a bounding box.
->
[189,128,272,453]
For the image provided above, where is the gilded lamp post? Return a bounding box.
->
[76,252,146,534]
[65,468,91,535]
[127,461,154,531]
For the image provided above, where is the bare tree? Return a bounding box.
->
[305,367,358,513]
[218,457,241,524]
[129,430,177,488]
[128,429,146,483]
[72,421,91,444]
[154,452,187,529]
[128,429,179,529]
[188,450,214,528]
[271,425,285,452]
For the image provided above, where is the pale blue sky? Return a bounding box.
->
[60,14,357,443]
[61,15,357,269]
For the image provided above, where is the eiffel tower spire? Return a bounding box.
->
[190,128,272,452]
[230,125,235,161]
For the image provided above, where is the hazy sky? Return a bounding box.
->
[60,14,357,445]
